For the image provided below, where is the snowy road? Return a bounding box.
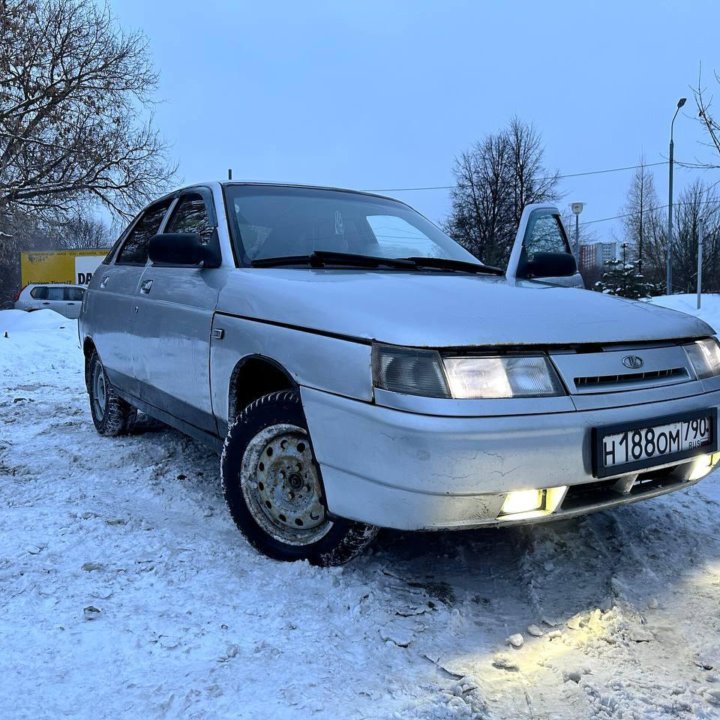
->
[3,309,720,719]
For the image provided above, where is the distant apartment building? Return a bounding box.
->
[579,241,619,272]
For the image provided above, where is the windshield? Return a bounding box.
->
[224,185,482,265]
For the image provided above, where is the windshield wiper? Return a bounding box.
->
[251,250,504,275]
[251,251,417,269]
[404,256,504,276]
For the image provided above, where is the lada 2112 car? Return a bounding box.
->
[79,183,720,565]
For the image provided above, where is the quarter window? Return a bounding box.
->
[116,200,172,265]
[65,287,85,301]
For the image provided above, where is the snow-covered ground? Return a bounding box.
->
[3,305,720,719]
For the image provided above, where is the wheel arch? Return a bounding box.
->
[228,354,298,421]
[82,336,97,389]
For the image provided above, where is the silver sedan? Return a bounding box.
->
[79,182,720,565]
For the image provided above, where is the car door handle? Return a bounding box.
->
[140,279,153,294]
[42,302,50,305]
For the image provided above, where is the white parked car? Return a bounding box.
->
[15,283,85,319]
[79,182,720,565]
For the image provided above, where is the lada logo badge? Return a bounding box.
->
[622,355,644,370]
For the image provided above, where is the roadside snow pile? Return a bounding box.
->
[3,309,720,719]
[647,293,720,333]
[0,308,72,334]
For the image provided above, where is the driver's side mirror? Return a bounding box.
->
[148,232,221,268]
[525,251,578,279]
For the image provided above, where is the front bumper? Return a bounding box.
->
[300,385,720,530]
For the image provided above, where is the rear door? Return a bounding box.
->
[132,188,226,433]
[505,204,584,288]
[86,199,173,395]
[63,286,84,319]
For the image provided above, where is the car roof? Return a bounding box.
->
[153,180,406,207]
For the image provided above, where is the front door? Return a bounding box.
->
[505,204,584,288]
[132,189,227,433]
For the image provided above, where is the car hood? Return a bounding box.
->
[218,269,714,347]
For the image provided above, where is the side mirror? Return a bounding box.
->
[148,233,221,268]
[525,251,577,278]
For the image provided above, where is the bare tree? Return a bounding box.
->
[0,209,61,305]
[668,180,720,294]
[52,212,113,249]
[695,72,720,166]
[445,119,560,268]
[622,160,663,280]
[0,0,175,219]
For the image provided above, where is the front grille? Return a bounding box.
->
[574,367,687,390]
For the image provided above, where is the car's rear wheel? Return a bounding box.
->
[222,390,378,565]
[87,351,137,436]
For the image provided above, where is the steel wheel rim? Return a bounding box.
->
[92,363,107,420]
[241,423,332,546]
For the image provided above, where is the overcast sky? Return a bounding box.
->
[113,0,719,242]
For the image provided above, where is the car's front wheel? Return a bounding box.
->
[221,390,378,565]
[87,351,137,436]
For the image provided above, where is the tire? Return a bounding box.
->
[87,351,137,436]
[221,390,378,566]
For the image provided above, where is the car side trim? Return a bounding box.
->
[114,384,224,453]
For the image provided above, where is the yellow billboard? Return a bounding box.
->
[21,249,110,286]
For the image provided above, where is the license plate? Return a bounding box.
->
[593,409,717,478]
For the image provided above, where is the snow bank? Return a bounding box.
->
[0,308,75,334]
[647,293,720,333]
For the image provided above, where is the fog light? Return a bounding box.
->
[688,452,720,481]
[502,489,544,515]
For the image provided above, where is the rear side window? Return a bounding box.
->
[65,288,85,301]
[165,194,214,240]
[116,200,172,265]
[45,287,65,301]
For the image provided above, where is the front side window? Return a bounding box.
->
[165,194,214,240]
[116,200,172,265]
[224,185,478,264]
[30,286,48,299]
[523,213,570,260]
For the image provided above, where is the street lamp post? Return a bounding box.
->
[570,202,584,259]
[666,97,687,295]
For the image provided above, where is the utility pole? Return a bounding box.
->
[666,97,687,295]
[638,176,644,274]
[228,168,233,180]
[622,242,628,296]
[697,217,704,310]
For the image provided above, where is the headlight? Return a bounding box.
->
[685,338,720,379]
[372,344,564,399]
[443,355,564,398]
[372,344,450,397]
